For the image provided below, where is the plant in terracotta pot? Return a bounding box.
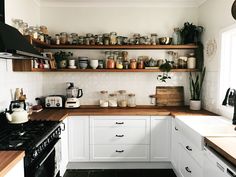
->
[54,51,73,69]
[189,67,206,110]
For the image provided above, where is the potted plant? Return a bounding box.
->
[157,59,174,82]
[180,22,204,44]
[54,51,73,69]
[189,67,206,110]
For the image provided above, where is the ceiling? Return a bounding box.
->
[37,0,208,7]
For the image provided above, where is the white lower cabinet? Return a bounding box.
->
[150,116,171,161]
[90,116,150,162]
[171,118,180,171]
[5,159,24,177]
[60,119,68,176]
[68,116,90,162]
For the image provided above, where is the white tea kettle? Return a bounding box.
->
[6,101,29,124]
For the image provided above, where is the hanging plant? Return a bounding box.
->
[157,59,174,82]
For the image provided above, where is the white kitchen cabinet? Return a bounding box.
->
[90,116,150,161]
[60,119,68,176]
[68,116,90,162]
[150,116,171,161]
[5,159,24,177]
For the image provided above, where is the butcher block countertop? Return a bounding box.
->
[30,105,216,121]
[205,137,236,167]
[0,151,24,177]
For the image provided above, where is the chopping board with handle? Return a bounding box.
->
[153,86,184,106]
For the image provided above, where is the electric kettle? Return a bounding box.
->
[5,101,29,124]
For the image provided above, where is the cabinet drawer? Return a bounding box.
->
[90,145,149,161]
[91,127,149,145]
[179,146,203,177]
[90,116,149,128]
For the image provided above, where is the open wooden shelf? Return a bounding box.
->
[30,68,199,72]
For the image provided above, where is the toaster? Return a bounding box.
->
[45,95,64,108]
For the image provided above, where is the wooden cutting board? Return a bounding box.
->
[155,86,184,106]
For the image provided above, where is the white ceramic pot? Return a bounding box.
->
[89,60,98,69]
[189,100,201,110]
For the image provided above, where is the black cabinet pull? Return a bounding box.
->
[61,122,66,131]
[185,167,192,173]
[116,135,124,137]
[175,127,178,131]
[116,122,124,125]
[116,150,124,153]
[186,146,192,151]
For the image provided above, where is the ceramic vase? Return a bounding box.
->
[189,100,201,110]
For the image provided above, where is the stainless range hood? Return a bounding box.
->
[0,22,49,60]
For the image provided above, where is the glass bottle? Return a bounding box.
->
[108,94,118,107]
[99,91,108,107]
[172,28,181,45]
[118,90,127,108]
[128,94,136,107]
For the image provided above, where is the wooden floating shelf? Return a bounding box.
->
[31,38,198,50]
[31,68,199,72]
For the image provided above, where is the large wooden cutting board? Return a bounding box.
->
[155,86,184,106]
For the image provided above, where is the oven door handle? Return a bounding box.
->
[36,147,55,169]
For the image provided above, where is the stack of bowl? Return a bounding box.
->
[78,57,89,69]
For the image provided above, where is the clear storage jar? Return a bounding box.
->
[128,94,136,107]
[60,32,67,44]
[110,32,117,45]
[99,91,108,107]
[108,94,118,107]
[118,90,127,107]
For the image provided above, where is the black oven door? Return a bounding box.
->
[26,138,61,177]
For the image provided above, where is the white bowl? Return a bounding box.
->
[89,60,98,69]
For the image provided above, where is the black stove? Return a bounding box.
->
[0,120,61,176]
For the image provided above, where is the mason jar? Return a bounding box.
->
[60,32,67,44]
[110,32,117,45]
[127,94,136,107]
[118,90,127,107]
[108,94,118,107]
[99,91,108,107]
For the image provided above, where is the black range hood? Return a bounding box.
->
[0,22,49,60]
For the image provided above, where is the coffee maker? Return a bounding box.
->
[65,82,83,108]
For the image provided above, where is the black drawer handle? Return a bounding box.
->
[116,135,124,137]
[175,127,178,131]
[186,146,192,151]
[116,150,124,153]
[185,167,192,173]
[116,122,124,125]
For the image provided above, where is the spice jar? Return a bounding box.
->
[107,56,115,69]
[55,34,60,45]
[110,32,117,45]
[151,33,158,45]
[137,59,144,69]
[60,32,67,44]
[118,90,127,108]
[178,56,187,69]
[99,91,108,108]
[123,61,129,69]
[187,53,196,69]
[128,94,136,107]
[130,59,137,69]
[117,36,123,45]
[103,33,110,45]
[108,94,118,107]
[116,57,123,69]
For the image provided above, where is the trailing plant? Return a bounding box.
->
[157,59,174,82]
[189,67,206,100]
[180,22,204,44]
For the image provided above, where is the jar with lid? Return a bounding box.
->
[90,37,96,45]
[127,94,136,107]
[78,36,84,45]
[116,57,123,69]
[122,51,128,61]
[108,94,118,107]
[130,59,137,69]
[137,58,144,69]
[178,56,187,68]
[55,34,60,45]
[85,37,90,45]
[151,33,158,45]
[187,53,196,69]
[99,91,108,107]
[123,37,128,45]
[38,32,44,42]
[60,32,67,44]
[172,28,181,45]
[118,90,127,108]
[32,27,39,39]
[117,36,123,45]
[67,34,73,45]
[96,34,103,45]
[107,56,115,69]
[103,33,110,45]
[110,32,117,45]
[71,33,78,45]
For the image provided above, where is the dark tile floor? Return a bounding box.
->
[64,169,177,177]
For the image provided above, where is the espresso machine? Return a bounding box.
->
[65,82,83,108]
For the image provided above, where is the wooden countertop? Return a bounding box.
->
[0,151,25,177]
[29,105,216,121]
[205,137,236,167]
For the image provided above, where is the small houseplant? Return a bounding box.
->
[189,67,206,110]
[54,51,73,69]
[157,59,174,82]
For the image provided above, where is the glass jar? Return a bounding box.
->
[55,34,60,45]
[178,57,187,69]
[151,33,158,45]
[99,91,108,107]
[123,37,128,45]
[172,28,181,45]
[130,59,137,69]
[118,90,127,108]
[108,94,118,107]
[137,59,144,69]
[38,32,44,42]
[71,33,78,45]
[110,32,117,45]
[117,36,123,45]
[96,34,103,45]
[85,37,90,45]
[32,27,39,39]
[103,33,110,45]
[128,94,136,107]
[68,34,73,45]
[123,61,129,69]
[122,51,128,61]
[60,32,67,44]
[187,53,196,69]
[116,57,123,69]
[90,37,96,45]
[107,56,115,69]
[78,36,84,45]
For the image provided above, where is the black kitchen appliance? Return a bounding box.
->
[0,118,62,177]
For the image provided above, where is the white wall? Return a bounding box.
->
[0,0,42,111]
[198,0,236,118]
[40,5,198,105]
